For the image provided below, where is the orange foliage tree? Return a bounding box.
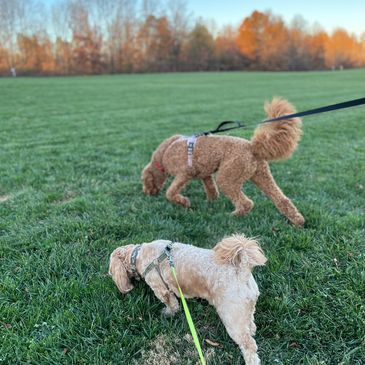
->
[325,28,364,69]
[215,26,247,70]
[237,11,289,70]
[237,10,365,71]
[304,30,328,70]
[135,15,174,72]
[0,1,364,75]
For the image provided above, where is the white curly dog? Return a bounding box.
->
[109,235,267,364]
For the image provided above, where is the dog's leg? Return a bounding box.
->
[202,175,219,201]
[216,170,253,216]
[145,273,180,316]
[252,161,304,226]
[166,175,191,208]
[246,299,257,336]
[216,299,260,365]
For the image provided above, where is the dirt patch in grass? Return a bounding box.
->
[0,195,10,203]
[53,191,76,205]
[136,335,180,365]
[135,334,218,365]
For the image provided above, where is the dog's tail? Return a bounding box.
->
[251,97,302,161]
[213,234,267,269]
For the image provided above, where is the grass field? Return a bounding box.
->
[0,70,364,365]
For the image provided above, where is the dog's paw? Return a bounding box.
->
[177,196,191,208]
[143,186,159,195]
[231,209,249,216]
[161,307,177,317]
[291,214,305,226]
[231,201,254,216]
[241,350,260,365]
[207,191,219,202]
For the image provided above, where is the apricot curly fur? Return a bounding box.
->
[141,98,305,226]
[251,98,302,160]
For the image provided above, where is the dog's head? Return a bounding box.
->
[108,245,136,294]
[141,163,167,195]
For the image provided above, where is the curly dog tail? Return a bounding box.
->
[251,97,302,161]
[213,234,267,269]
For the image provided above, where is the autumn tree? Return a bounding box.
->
[154,16,175,71]
[287,16,310,70]
[165,0,191,71]
[237,10,290,70]
[67,1,105,74]
[325,28,362,69]
[54,37,73,75]
[0,46,9,74]
[135,15,174,72]
[83,0,137,73]
[16,33,55,75]
[0,0,44,72]
[185,21,215,71]
[215,26,247,70]
[1,1,365,75]
[304,27,328,70]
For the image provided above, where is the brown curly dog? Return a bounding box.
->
[142,98,304,226]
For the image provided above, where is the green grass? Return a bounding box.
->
[0,70,364,365]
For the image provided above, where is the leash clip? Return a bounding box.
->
[165,243,174,267]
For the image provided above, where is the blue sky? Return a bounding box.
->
[43,0,364,35]
[188,0,364,35]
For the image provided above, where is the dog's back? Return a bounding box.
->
[160,134,253,176]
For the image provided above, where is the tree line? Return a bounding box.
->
[0,0,364,76]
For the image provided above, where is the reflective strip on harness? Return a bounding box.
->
[181,135,198,168]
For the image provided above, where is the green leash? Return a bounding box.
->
[165,245,206,365]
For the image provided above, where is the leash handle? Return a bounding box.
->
[165,245,206,365]
[209,120,245,134]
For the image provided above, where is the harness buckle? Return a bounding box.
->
[164,243,174,268]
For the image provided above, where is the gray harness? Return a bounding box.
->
[130,244,142,277]
[130,242,173,290]
[180,135,199,168]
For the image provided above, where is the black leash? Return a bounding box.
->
[202,97,365,135]
[200,120,245,135]
[260,96,365,124]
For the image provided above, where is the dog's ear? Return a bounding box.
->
[142,163,166,195]
[142,165,156,195]
[109,248,134,294]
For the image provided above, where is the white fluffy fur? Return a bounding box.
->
[109,235,267,365]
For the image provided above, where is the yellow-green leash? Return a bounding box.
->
[165,245,206,365]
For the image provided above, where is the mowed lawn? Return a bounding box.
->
[0,70,364,365]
